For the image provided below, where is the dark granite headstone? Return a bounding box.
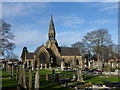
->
[52,69,55,75]
[55,74,60,84]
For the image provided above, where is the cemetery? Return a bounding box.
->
[1,6,119,89]
[0,60,120,90]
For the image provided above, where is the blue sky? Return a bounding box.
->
[2,2,118,59]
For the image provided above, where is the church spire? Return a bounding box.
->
[48,15,56,40]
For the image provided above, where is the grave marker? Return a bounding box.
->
[77,68,83,82]
[34,69,40,89]
[29,69,32,89]
[23,69,27,88]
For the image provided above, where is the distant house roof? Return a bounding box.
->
[26,52,34,59]
[59,47,81,56]
[8,59,19,62]
[1,59,19,63]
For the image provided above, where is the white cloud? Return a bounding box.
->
[56,15,85,28]
[56,30,83,46]
[14,30,46,46]
[100,2,118,11]
[3,3,26,17]
[84,2,118,13]
[91,19,113,24]
[2,2,49,17]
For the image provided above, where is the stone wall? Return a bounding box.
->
[61,56,82,68]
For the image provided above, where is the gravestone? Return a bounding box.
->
[8,64,11,73]
[12,65,14,77]
[52,69,55,75]
[73,74,76,80]
[22,62,25,69]
[32,62,34,71]
[61,60,64,70]
[88,61,91,68]
[77,68,83,82]
[6,63,8,72]
[19,66,23,85]
[34,69,40,89]
[46,74,50,81]
[27,61,29,68]
[55,74,60,84]
[22,69,27,88]
[107,63,111,72]
[45,64,47,69]
[49,64,51,69]
[29,69,32,89]
[40,64,43,69]
[97,60,102,70]
[16,67,19,80]
[37,60,40,70]
[69,59,72,69]
[65,83,68,88]
[74,58,77,67]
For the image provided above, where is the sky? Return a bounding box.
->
[1,1,118,59]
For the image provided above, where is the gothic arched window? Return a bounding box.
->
[39,53,46,63]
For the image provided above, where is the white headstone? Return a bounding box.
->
[32,63,34,71]
[61,60,64,70]
[49,63,51,69]
[45,64,47,69]
[40,64,43,69]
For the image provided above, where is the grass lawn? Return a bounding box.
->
[0,70,18,88]
[0,69,120,89]
[0,69,72,90]
[83,75,119,84]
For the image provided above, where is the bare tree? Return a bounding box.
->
[0,20,15,59]
[71,42,92,60]
[82,29,113,62]
[109,44,120,60]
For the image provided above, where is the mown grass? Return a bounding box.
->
[0,69,72,90]
[1,68,120,89]
[86,76,120,84]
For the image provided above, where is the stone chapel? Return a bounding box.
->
[21,16,82,69]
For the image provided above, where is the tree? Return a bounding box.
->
[109,44,120,60]
[0,20,15,59]
[71,42,92,60]
[82,29,113,62]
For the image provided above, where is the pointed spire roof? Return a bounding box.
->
[49,15,55,34]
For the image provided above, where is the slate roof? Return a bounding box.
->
[26,52,34,59]
[58,47,81,56]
